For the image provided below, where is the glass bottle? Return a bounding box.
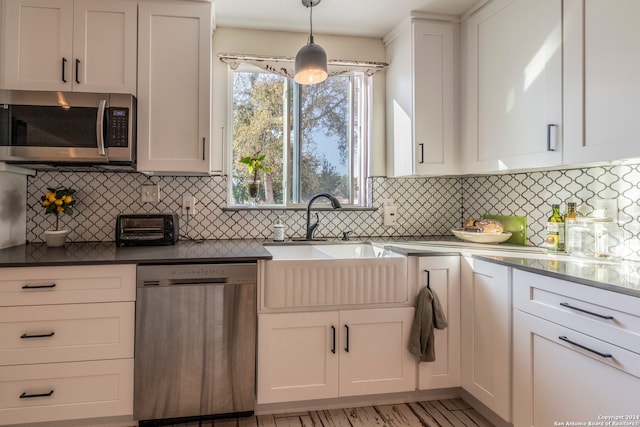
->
[546,204,565,251]
[564,202,577,253]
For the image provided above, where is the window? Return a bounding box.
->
[229,67,370,207]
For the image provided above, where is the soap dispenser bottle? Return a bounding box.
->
[273,216,285,242]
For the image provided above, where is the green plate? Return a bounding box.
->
[481,214,527,246]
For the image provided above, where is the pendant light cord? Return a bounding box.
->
[308,2,314,43]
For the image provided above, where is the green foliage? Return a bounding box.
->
[239,153,271,182]
[231,71,351,205]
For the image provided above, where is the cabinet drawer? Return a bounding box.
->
[0,264,135,306]
[513,269,640,354]
[0,302,134,366]
[0,358,133,425]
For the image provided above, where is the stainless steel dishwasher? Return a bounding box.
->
[134,263,257,424]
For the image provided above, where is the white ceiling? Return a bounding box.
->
[214,0,479,38]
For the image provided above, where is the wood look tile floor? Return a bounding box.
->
[162,398,493,427]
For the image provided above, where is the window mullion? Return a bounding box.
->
[292,81,302,204]
[283,79,291,206]
[348,77,355,205]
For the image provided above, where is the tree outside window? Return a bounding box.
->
[230,68,368,207]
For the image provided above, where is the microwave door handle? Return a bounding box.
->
[96,99,107,157]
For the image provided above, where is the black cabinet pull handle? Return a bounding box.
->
[559,336,612,358]
[419,143,424,164]
[20,390,54,399]
[75,59,80,84]
[21,332,55,339]
[423,269,431,289]
[331,325,336,354]
[202,137,206,160]
[344,325,350,353]
[560,302,614,320]
[22,283,56,289]
[62,58,67,83]
[547,124,558,151]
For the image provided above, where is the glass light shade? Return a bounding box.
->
[294,42,328,85]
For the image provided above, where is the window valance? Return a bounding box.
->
[218,53,387,78]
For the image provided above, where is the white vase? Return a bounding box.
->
[44,230,69,247]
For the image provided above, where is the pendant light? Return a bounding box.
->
[294,0,328,85]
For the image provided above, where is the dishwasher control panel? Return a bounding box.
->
[136,263,258,287]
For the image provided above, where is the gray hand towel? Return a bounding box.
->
[408,285,448,362]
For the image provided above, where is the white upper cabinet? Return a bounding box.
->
[461,0,562,173]
[385,18,459,176]
[72,0,137,94]
[564,0,640,164]
[137,1,214,175]
[2,0,136,94]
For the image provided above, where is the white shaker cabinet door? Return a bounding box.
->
[2,0,74,91]
[385,19,459,177]
[137,1,213,174]
[460,257,511,422]
[257,311,339,404]
[416,256,461,390]
[462,0,562,173]
[72,0,137,94]
[513,310,640,426]
[564,0,640,164]
[339,307,416,397]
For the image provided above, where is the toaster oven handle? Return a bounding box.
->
[96,99,107,157]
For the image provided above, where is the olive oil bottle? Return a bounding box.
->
[546,204,565,251]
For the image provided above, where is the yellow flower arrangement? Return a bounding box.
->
[41,187,76,231]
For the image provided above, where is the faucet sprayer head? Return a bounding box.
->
[307,192,342,209]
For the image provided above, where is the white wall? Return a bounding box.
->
[211,27,388,176]
[0,169,27,248]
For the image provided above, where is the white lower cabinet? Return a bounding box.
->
[0,264,135,426]
[0,359,133,425]
[416,256,461,390]
[460,258,511,422]
[513,269,640,424]
[513,310,640,425]
[0,302,134,366]
[257,307,416,404]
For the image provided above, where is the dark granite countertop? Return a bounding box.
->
[0,240,272,267]
[0,236,453,267]
[2,237,638,298]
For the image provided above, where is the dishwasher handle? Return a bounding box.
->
[141,278,229,287]
[169,278,227,285]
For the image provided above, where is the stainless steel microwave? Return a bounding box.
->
[0,90,135,166]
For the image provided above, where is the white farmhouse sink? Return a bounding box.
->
[264,245,333,260]
[262,243,407,309]
[265,242,402,260]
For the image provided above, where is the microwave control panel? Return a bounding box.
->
[108,108,129,147]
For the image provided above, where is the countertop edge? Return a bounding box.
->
[475,255,640,299]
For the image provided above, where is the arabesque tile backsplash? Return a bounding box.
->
[26,163,640,259]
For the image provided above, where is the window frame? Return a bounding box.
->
[226,65,371,209]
